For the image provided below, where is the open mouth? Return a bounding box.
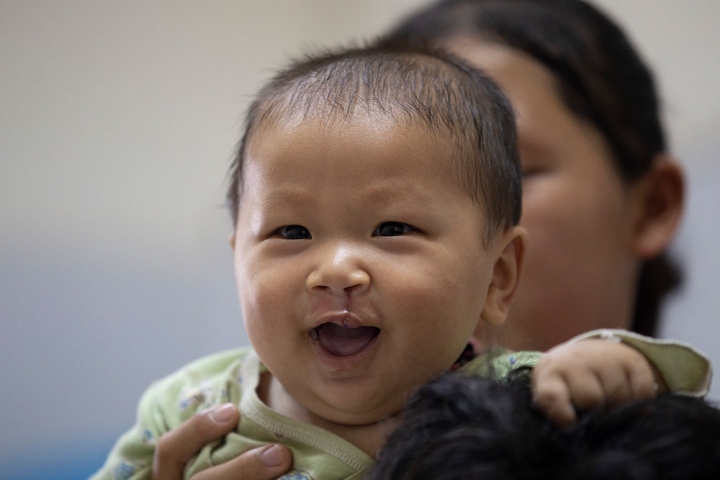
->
[309,323,380,357]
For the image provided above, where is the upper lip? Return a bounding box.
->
[309,311,376,330]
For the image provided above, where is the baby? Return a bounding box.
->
[93,40,710,480]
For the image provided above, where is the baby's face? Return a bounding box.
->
[233,114,498,425]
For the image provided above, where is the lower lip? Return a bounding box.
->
[310,333,380,374]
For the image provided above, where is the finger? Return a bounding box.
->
[592,344,647,407]
[532,372,576,427]
[594,364,634,408]
[597,342,656,403]
[562,368,606,412]
[191,444,293,480]
[625,356,659,400]
[153,403,239,480]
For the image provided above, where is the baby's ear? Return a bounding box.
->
[630,155,684,258]
[480,226,528,326]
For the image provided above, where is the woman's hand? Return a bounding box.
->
[152,403,293,479]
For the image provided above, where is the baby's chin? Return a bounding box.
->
[302,389,408,427]
[288,365,463,428]
[296,393,407,457]
[264,367,409,428]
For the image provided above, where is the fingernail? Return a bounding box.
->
[260,444,284,467]
[209,403,235,423]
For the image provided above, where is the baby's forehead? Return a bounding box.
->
[242,113,490,226]
[247,111,462,172]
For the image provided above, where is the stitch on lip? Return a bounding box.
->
[343,292,352,328]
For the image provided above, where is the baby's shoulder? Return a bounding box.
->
[172,347,252,379]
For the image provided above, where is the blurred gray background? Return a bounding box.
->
[1,1,718,477]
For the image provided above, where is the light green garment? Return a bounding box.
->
[90,347,539,480]
[91,330,711,480]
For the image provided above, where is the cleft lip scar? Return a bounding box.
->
[311,310,371,330]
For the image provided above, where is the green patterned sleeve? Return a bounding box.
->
[459,348,543,381]
[462,330,712,397]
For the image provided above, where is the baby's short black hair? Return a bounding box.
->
[369,374,720,480]
[227,39,521,241]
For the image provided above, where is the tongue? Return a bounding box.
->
[316,323,380,356]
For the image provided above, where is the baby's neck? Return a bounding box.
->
[257,371,401,458]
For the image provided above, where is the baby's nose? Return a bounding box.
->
[306,243,370,296]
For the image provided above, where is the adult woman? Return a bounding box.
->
[152,1,685,478]
[386,0,684,352]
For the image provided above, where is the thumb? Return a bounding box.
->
[153,403,239,480]
[191,444,293,480]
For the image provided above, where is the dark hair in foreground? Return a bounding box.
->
[226,40,522,241]
[369,374,720,480]
[386,0,680,335]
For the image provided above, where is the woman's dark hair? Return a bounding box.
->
[386,0,681,336]
[368,374,720,480]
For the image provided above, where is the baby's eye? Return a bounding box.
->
[373,222,413,237]
[275,225,311,240]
